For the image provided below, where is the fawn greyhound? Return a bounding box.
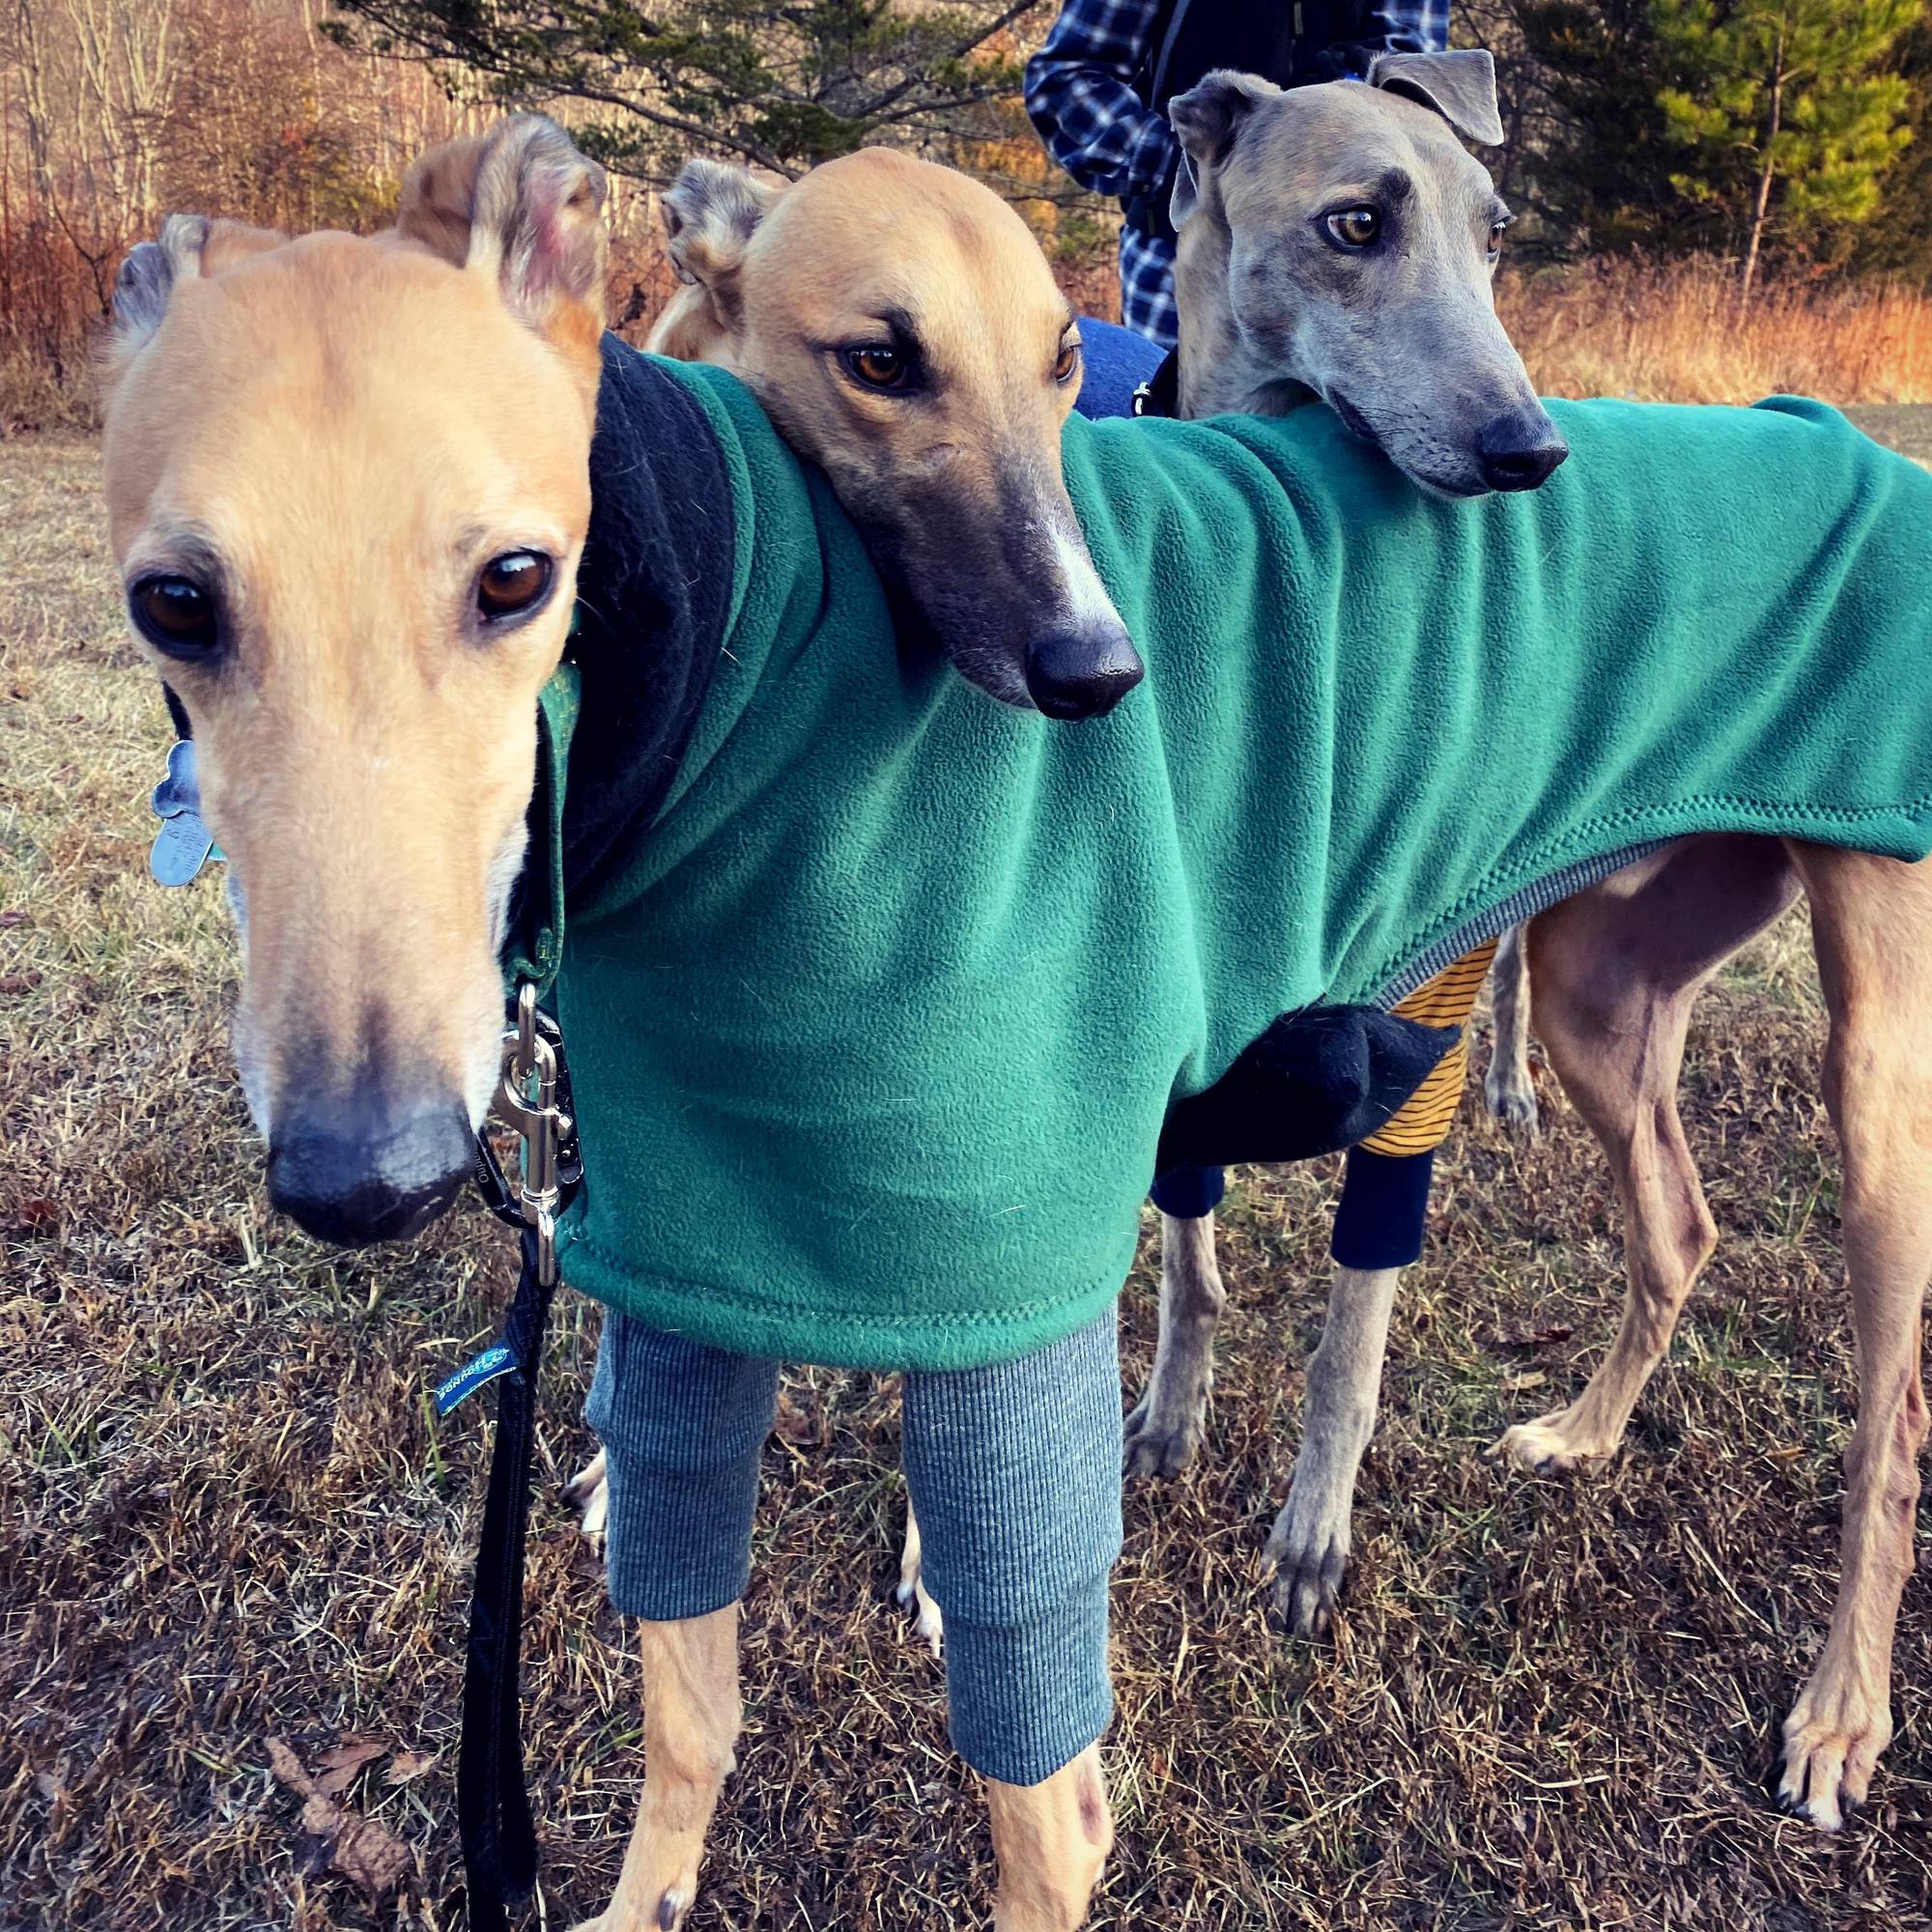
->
[563,53,1568,1652]
[100,109,1932,1932]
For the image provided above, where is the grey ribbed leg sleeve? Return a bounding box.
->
[901,1308,1123,1787]
[587,1313,779,1621]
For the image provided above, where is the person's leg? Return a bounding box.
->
[575,1317,778,1932]
[902,1311,1122,1929]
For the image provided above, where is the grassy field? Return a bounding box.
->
[2,432,1929,1932]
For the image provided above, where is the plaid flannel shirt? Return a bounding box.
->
[1025,0,1450,346]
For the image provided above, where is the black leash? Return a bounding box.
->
[435,991,581,1932]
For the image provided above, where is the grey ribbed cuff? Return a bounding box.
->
[902,1308,1123,1784]
[587,1314,778,1621]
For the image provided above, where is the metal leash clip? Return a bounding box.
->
[490,983,572,1288]
[435,984,581,1417]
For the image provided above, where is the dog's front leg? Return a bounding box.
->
[574,1605,740,1932]
[987,1744,1113,1931]
[1264,1261,1401,1636]
[1122,1209,1227,1477]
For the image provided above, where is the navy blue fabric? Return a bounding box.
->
[1074,316,1164,422]
[1330,1146,1435,1270]
[1149,1162,1225,1218]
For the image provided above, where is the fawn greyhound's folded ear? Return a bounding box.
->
[395,114,609,382]
[1366,49,1505,149]
[1168,71,1282,230]
[105,215,286,375]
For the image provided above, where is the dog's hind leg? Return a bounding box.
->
[1776,845,1932,1832]
[1122,1208,1227,1478]
[1499,838,1799,1472]
[1484,922,1541,1133]
[1265,1261,1401,1635]
[574,1606,740,1932]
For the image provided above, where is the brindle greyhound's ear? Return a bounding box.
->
[105,215,285,374]
[1168,71,1281,229]
[397,115,609,376]
[1366,49,1505,148]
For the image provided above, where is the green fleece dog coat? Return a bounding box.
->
[547,351,1932,1374]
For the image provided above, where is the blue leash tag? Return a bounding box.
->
[434,1344,520,1417]
[149,739,221,886]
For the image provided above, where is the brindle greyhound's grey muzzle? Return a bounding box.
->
[1475,405,1569,493]
[269,1089,472,1246]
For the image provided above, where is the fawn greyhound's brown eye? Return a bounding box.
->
[476,551,554,622]
[1325,206,1381,249]
[1053,339,1081,384]
[129,575,218,660]
[844,344,909,390]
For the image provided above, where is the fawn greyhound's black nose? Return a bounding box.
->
[269,1094,472,1246]
[1024,628,1146,721]
[1476,410,1570,492]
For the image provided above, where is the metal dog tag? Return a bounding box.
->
[149,738,219,886]
[151,810,216,887]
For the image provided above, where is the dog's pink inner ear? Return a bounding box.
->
[468,116,610,344]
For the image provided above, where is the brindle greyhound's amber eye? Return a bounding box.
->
[1325,207,1381,249]
[844,344,909,391]
[477,551,554,622]
[129,575,218,660]
[1053,339,1081,384]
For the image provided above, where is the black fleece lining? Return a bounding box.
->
[554,335,735,904]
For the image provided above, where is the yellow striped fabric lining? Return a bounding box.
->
[1359,937,1499,1157]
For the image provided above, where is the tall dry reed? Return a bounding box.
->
[1499,257,1932,405]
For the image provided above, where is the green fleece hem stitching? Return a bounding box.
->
[1354,788,1932,1003]
[567,1234,1129,1335]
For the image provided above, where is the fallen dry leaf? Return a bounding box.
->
[386,1749,436,1784]
[266,1735,411,1902]
[6,1197,58,1237]
[1489,1325,1574,1350]
[315,1736,387,1798]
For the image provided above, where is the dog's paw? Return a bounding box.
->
[1122,1389,1208,1480]
[895,1572,945,1658]
[895,1513,944,1658]
[1777,1673,1892,1832]
[563,1447,610,1545]
[1492,1411,1606,1475]
[1484,1063,1542,1137]
[1264,1479,1350,1639]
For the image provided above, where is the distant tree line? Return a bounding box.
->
[1464,1,1930,285]
[0,0,1926,423]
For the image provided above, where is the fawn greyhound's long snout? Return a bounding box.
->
[648,149,1142,719]
[100,118,609,1244]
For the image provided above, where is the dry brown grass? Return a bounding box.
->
[1501,258,1932,407]
[3,437,1930,1931]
